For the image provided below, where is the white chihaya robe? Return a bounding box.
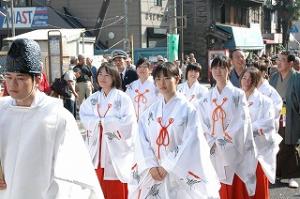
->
[130,94,220,199]
[0,91,103,199]
[177,81,208,107]
[126,77,159,120]
[79,88,137,182]
[247,89,282,184]
[196,82,257,196]
[257,79,283,131]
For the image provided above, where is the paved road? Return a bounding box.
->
[270,178,300,199]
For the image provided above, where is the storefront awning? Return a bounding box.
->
[216,23,264,50]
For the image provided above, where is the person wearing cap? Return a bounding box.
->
[73,54,93,105]
[112,50,138,91]
[0,38,103,199]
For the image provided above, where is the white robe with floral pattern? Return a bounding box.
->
[80,88,137,182]
[177,81,208,107]
[126,77,159,120]
[196,82,257,196]
[130,94,220,199]
[247,89,282,183]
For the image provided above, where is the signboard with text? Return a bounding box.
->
[0,7,48,28]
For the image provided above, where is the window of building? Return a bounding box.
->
[155,0,162,6]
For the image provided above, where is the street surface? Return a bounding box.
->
[270,179,300,199]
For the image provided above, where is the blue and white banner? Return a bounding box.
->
[0,7,48,28]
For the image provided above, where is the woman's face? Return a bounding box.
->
[241,71,253,92]
[154,72,178,98]
[97,68,113,90]
[187,69,200,83]
[137,63,150,80]
[211,65,228,83]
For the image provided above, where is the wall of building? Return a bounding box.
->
[182,0,211,79]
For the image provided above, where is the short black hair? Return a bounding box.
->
[136,57,150,68]
[211,56,231,70]
[185,63,202,80]
[280,51,296,62]
[152,62,179,79]
[230,49,243,59]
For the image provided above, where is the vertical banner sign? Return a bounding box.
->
[167,34,179,62]
[48,30,63,83]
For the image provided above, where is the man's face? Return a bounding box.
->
[277,54,292,73]
[232,50,246,69]
[293,61,300,71]
[113,57,126,71]
[86,58,92,65]
[5,72,38,100]
[78,57,85,66]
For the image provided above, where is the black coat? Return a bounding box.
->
[121,69,138,91]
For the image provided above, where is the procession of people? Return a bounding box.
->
[0,38,300,199]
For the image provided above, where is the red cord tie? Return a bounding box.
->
[134,89,149,120]
[156,117,174,159]
[211,97,232,142]
[96,103,112,168]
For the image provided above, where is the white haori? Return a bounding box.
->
[126,77,159,120]
[0,91,103,199]
[80,88,137,182]
[257,79,283,131]
[130,94,220,199]
[247,89,282,183]
[196,82,257,196]
[177,81,208,107]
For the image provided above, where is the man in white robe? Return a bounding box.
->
[0,38,103,199]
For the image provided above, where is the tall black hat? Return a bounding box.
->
[6,38,42,74]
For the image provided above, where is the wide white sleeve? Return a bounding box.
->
[49,109,103,199]
[79,96,99,133]
[270,87,283,116]
[196,98,215,148]
[134,111,160,173]
[102,95,137,183]
[160,109,220,198]
[252,99,275,141]
[225,92,253,155]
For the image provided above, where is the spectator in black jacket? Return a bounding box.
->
[111,50,138,91]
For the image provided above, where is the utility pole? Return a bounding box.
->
[169,0,177,34]
[124,0,129,52]
[180,0,184,65]
[10,0,15,37]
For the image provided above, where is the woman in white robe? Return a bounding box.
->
[126,58,159,120]
[80,63,137,199]
[254,61,283,131]
[177,63,208,107]
[196,56,257,199]
[240,67,282,199]
[130,62,220,199]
